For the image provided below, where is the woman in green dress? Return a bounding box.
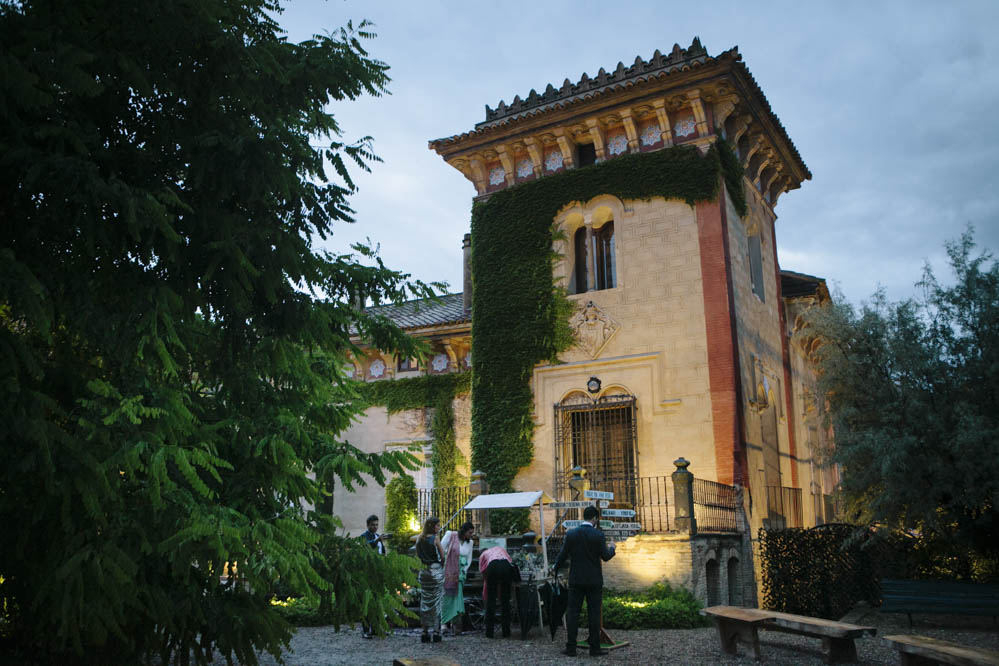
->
[441,521,475,633]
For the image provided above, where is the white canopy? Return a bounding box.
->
[462,490,554,510]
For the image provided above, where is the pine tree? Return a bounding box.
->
[0,1,432,662]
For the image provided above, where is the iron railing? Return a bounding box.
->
[765,485,803,529]
[552,474,672,534]
[416,485,470,531]
[693,478,739,532]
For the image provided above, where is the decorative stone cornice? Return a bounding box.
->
[429,38,811,202]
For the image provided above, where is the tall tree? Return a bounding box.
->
[0,1,432,662]
[802,230,999,575]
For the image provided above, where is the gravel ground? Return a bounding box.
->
[225,609,999,666]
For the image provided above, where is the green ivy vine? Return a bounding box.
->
[360,371,471,490]
[469,139,745,533]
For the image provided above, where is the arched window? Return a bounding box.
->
[574,227,588,295]
[593,222,615,290]
[554,392,638,505]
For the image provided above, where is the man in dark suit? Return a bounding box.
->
[553,505,616,657]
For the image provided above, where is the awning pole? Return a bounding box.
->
[539,500,549,574]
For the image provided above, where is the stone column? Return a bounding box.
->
[672,457,697,535]
[584,223,596,292]
[470,470,489,535]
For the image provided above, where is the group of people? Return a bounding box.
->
[413,516,517,642]
[363,504,617,657]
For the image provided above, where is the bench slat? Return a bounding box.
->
[701,605,775,623]
[764,610,877,639]
[884,634,999,666]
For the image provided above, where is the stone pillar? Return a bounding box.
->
[462,233,472,314]
[470,470,489,535]
[584,224,595,292]
[672,457,697,535]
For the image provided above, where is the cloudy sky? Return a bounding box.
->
[277,0,999,305]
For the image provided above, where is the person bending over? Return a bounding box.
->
[478,545,518,638]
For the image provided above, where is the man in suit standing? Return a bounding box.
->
[553,505,616,657]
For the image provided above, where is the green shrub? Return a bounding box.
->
[270,596,326,627]
[385,475,419,553]
[599,581,708,630]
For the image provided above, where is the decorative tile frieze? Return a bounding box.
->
[544,149,564,172]
[431,353,450,373]
[369,358,386,379]
[607,133,628,156]
[640,123,661,146]
[488,166,506,186]
[674,115,697,138]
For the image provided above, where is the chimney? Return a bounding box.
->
[462,233,472,314]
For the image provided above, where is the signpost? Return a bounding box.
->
[600,508,636,518]
[583,489,614,500]
[598,520,614,529]
[598,500,610,508]
[561,519,585,529]
[548,500,595,510]
[607,521,642,530]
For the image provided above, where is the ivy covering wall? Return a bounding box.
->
[360,371,471,489]
[469,140,745,532]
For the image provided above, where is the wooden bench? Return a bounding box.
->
[881,580,999,626]
[884,634,999,666]
[702,605,877,664]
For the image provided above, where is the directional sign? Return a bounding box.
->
[561,520,585,529]
[548,501,595,510]
[598,520,614,529]
[601,509,636,518]
[608,522,642,530]
[598,500,610,508]
[604,530,638,538]
[583,489,614,500]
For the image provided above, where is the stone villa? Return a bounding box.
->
[334,38,836,605]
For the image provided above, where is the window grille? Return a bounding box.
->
[553,393,638,505]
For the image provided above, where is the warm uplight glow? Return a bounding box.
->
[620,600,649,608]
[408,516,420,531]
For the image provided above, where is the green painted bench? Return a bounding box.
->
[881,580,999,626]
[884,634,999,666]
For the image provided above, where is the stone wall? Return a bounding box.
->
[600,532,752,607]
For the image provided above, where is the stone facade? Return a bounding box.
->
[337,39,836,603]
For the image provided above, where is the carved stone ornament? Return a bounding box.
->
[570,301,620,358]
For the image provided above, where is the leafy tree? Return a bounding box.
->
[802,229,999,576]
[0,1,435,663]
